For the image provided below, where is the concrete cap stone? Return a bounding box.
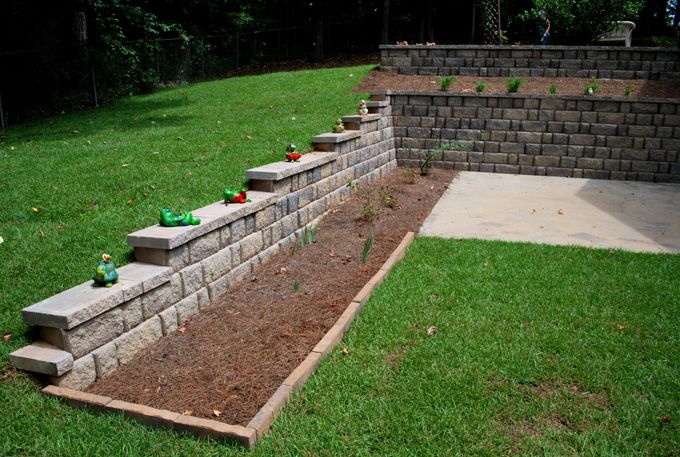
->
[366,100,390,107]
[127,192,277,250]
[245,152,337,181]
[21,263,171,329]
[10,341,74,376]
[341,113,381,123]
[312,130,362,144]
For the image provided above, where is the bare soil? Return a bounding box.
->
[88,167,456,426]
[356,69,680,99]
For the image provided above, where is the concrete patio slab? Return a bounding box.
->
[420,172,680,253]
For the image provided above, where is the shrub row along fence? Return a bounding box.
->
[380,45,680,79]
[390,92,680,183]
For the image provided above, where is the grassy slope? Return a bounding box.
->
[0,65,374,366]
[2,237,678,455]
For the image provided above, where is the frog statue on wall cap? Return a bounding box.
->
[93,253,119,287]
[224,188,250,204]
[285,143,302,162]
[159,208,201,227]
[332,118,345,133]
[358,100,369,116]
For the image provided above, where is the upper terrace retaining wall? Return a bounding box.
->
[380,45,680,79]
[10,100,396,390]
[391,92,680,183]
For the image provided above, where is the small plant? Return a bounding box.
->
[300,222,319,246]
[624,85,634,97]
[359,190,380,222]
[361,232,374,264]
[380,186,398,209]
[549,84,558,94]
[506,77,523,93]
[402,167,418,184]
[475,81,487,93]
[583,77,600,96]
[346,179,359,192]
[292,280,300,293]
[420,150,436,176]
[438,75,456,91]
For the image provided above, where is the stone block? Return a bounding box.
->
[201,247,232,284]
[107,400,180,429]
[570,134,596,146]
[173,415,256,447]
[176,293,200,324]
[92,341,118,379]
[180,263,204,297]
[255,205,276,231]
[116,316,163,365]
[159,306,178,336]
[189,231,220,264]
[238,232,264,262]
[534,156,560,167]
[134,246,189,271]
[230,218,246,243]
[197,288,210,310]
[49,354,96,391]
[9,341,73,376]
[141,281,178,320]
[62,308,125,359]
[577,158,604,169]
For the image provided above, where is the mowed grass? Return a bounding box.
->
[2,237,678,455]
[0,64,374,367]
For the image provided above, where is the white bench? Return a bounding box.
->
[598,21,636,47]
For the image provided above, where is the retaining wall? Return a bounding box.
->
[10,99,396,390]
[380,45,680,79]
[391,92,680,182]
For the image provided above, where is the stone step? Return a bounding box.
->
[9,341,74,376]
[341,113,381,124]
[127,191,277,250]
[21,262,172,329]
[367,100,390,108]
[312,130,362,144]
[245,152,337,181]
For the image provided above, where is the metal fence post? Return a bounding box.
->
[0,91,5,129]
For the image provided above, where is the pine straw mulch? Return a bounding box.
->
[88,167,456,426]
[356,69,680,99]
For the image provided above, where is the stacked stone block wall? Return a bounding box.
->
[10,100,396,390]
[380,45,680,79]
[391,92,680,182]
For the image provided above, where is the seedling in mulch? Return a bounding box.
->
[380,186,398,209]
[361,232,374,264]
[475,81,487,93]
[624,85,635,97]
[420,150,436,176]
[292,280,300,293]
[346,179,359,192]
[438,75,456,91]
[549,84,558,94]
[300,222,319,246]
[359,190,380,222]
[506,77,523,93]
[584,77,600,95]
[402,167,419,184]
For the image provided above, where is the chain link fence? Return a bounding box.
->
[0,20,380,127]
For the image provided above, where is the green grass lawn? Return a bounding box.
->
[2,237,678,455]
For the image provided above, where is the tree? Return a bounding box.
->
[381,0,391,44]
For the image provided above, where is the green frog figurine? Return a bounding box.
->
[159,208,201,227]
[224,188,251,204]
[93,254,119,288]
[332,118,345,133]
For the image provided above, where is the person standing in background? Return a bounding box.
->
[538,12,551,45]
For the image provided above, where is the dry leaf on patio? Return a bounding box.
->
[177,325,187,334]
[182,409,192,416]
[427,325,437,335]
[213,409,222,417]
[3,333,11,343]
[558,209,565,215]
[328,251,336,258]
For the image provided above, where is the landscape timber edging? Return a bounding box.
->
[40,231,417,447]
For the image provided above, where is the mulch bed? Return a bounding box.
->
[356,69,680,99]
[88,167,456,426]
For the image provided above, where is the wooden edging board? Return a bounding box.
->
[42,231,417,447]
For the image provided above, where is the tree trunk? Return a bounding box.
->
[470,0,477,43]
[312,2,323,61]
[381,0,390,44]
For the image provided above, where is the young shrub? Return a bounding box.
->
[402,167,418,184]
[380,186,398,209]
[624,85,634,97]
[549,84,558,94]
[583,77,600,96]
[361,232,374,264]
[506,77,523,93]
[438,75,456,91]
[359,190,380,222]
[475,81,487,93]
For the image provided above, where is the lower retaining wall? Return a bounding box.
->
[390,92,680,183]
[10,99,396,389]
